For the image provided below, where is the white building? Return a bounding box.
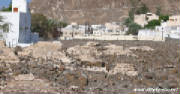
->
[0,0,38,47]
[61,24,86,39]
[156,15,180,39]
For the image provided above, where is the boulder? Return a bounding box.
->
[15,73,35,81]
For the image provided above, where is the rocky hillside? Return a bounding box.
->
[30,0,180,24]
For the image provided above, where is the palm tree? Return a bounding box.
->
[0,16,9,33]
[1,23,9,32]
[0,16,3,30]
[0,16,3,22]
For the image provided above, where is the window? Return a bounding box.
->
[13,8,18,12]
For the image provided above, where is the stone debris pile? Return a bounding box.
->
[109,63,138,76]
[59,71,88,88]
[81,63,138,76]
[4,78,55,92]
[18,41,71,63]
[67,42,139,63]
[129,46,154,51]
[103,44,136,56]
[0,41,5,47]
[0,41,19,63]
[67,42,102,63]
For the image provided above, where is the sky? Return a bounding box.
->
[0,0,31,9]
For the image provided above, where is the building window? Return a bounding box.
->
[13,8,18,12]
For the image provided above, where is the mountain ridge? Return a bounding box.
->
[30,0,180,24]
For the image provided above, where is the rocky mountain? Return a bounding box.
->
[30,0,180,24]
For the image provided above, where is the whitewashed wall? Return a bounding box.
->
[0,12,20,47]
[12,0,28,13]
[138,29,165,41]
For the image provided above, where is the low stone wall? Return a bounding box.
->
[60,32,167,41]
[61,35,138,41]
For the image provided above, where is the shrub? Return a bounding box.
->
[124,18,134,27]
[126,22,142,35]
[31,13,48,37]
[159,15,169,22]
[144,20,161,29]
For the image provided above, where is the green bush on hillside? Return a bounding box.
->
[159,15,169,22]
[144,20,161,29]
[126,22,142,35]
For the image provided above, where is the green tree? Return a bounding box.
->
[0,24,9,32]
[136,3,149,14]
[159,15,169,22]
[124,18,133,27]
[31,13,48,37]
[124,8,135,26]
[126,22,142,35]
[145,20,161,29]
[0,16,9,33]
[1,3,12,12]
[31,13,67,39]
[124,8,142,35]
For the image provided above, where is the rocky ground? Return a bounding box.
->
[30,0,180,24]
[0,39,180,94]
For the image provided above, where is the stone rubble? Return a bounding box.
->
[129,46,154,51]
[0,41,19,63]
[0,41,5,47]
[103,44,136,56]
[81,63,138,76]
[67,42,102,63]
[109,63,138,76]
[67,42,138,63]
[18,41,71,63]
[1,40,179,94]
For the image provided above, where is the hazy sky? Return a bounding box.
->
[0,0,31,8]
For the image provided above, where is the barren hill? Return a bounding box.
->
[30,0,180,24]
